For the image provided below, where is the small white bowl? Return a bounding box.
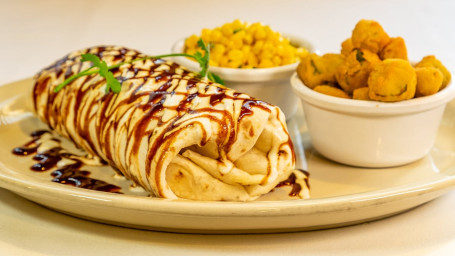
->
[291,73,455,168]
[171,35,313,119]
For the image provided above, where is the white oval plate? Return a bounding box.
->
[0,78,454,234]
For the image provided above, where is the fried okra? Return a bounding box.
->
[313,85,350,99]
[351,20,390,54]
[379,37,408,60]
[368,59,417,102]
[415,67,443,97]
[335,48,381,94]
[341,38,354,56]
[352,87,370,100]
[297,53,345,89]
[297,20,451,103]
[415,55,451,89]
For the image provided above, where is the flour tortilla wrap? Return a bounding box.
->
[32,46,296,201]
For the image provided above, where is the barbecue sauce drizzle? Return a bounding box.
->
[276,169,310,197]
[12,130,121,193]
[30,46,304,197]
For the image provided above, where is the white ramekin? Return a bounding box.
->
[291,73,455,168]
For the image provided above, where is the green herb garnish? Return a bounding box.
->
[54,39,224,93]
[194,39,210,78]
[355,49,366,63]
[233,28,242,34]
[82,53,122,93]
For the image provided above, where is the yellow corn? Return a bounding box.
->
[228,49,244,61]
[184,20,307,68]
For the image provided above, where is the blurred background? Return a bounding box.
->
[1,0,454,84]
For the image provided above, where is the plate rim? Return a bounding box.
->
[0,78,455,228]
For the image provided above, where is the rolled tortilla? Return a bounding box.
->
[33,46,296,201]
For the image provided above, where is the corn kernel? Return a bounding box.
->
[211,52,223,63]
[212,44,226,55]
[282,57,294,65]
[272,56,282,66]
[254,27,267,40]
[226,40,236,50]
[227,60,242,68]
[247,53,258,67]
[247,22,260,35]
[296,47,309,59]
[267,31,280,44]
[232,19,244,31]
[241,45,251,57]
[220,36,230,48]
[209,60,219,67]
[211,30,222,43]
[221,24,233,37]
[262,41,276,55]
[244,33,253,45]
[276,45,284,56]
[282,45,294,58]
[185,34,199,49]
[259,59,274,68]
[234,29,246,38]
[253,40,264,55]
[219,57,230,67]
[201,29,211,43]
[186,48,197,55]
[228,49,244,61]
[231,33,244,49]
[259,50,274,61]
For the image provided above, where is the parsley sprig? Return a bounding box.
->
[54,39,224,93]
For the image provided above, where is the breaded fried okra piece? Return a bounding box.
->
[415,67,443,97]
[313,85,350,99]
[297,53,345,89]
[368,59,417,102]
[415,55,451,89]
[379,37,408,60]
[351,19,390,54]
[335,48,381,94]
[341,38,354,56]
[352,87,370,100]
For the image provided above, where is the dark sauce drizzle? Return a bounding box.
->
[276,169,310,197]
[12,130,121,193]
[12,131,306,198]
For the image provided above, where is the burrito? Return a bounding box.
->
[32,46,299,201]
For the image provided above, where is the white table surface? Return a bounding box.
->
[1,0,455,255]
